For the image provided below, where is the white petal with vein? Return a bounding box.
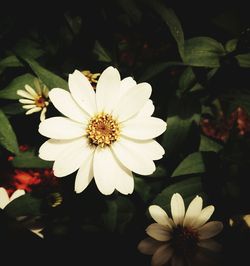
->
[171,193,185,226]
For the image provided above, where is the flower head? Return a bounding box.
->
[138,193,223,266]
[17,78,49,121]
[0,187,25,209]
[38,66,167,195]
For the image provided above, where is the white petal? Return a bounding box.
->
[115,77,137,103]
[135,100,155,118]
[149,205,173,228]
[74,154,94,193]
[93,147,116,195]
[183,196,203,227]
[39,138,83,161]
[40,107,47,121]
[171,193,185,226]
[38,117,86,139]
[19,99,35,104]
[25,107,42,115]
[17,90,34,100]
[198,221,223,240]
[49,88,89,123]
[0,187,10,209]
[197,239,222,252]
[121,117,167,140]
[111,137,156,175]
[9,189,25,201]
[30,228,44,239]
[69,70,96,115]
[112,82,152,122]
[96,66,121,113]
[146,223,171,242]
[137,237,164,255]
[25,84,39,97]
[22,104,37,109]
[192,206,215,228]
[152,244,173,266]
[53,138,94,177]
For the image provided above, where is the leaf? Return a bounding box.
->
[93,41,112,63]
[134,176,152,202]
[102,200,118,232]
[162,95,201,155]
[4,193,42,218]
[199,135,223,152]
[0,109,19,154]
[12,149,53,168]
[146,0,184,59]
[24,58,68,90]
[152,176,205,213]
[225,39,238,53]
[116,0,142,24]
[0,73,36,100]
[13,38,44,59]
[171,152,205,177]
[1,103,25,115]
[0,55,23,74]
[149,165,167,178]
[184,37,225,67]
[235,53,250,67]
[177,67,197,95]
[138,61,184,82]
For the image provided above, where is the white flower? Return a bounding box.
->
[38,66,167,195]
[17,78,49,121]
[138,193,223,266]
[0,187,25,209]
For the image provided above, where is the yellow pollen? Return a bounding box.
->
[86,113,120,148]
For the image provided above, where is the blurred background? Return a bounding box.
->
[1,1,250,265]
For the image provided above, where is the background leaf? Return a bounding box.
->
[0,109,19,154]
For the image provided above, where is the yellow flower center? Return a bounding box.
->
[35,96,46,108]
[86,113,120,148]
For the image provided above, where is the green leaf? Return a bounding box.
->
[177,67,196,95]
[199,135,223,152]
[134,176,152,202]
[225,39,238,53]
[13,38,44,59]
[1,103,25,115]
[4,193,42,218]
[152,176,205,213]
[149,165,167,178]
[0,73,36,100]
[171,152,205,177]
[12,149,53,168]
[24,58,68,90]
[102,200,118,232]
[235,53,250,67]
[184,37,225,67]
[0,109,19,154]
[0,55,23,74]
[116,0,142,24]
[146,0,184,59]
[93,41,112,63]
[162,95,201,155]
[138,61,184,82]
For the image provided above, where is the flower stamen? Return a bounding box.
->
[86,113,120,148]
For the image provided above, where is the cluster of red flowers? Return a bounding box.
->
[1,145,58,197]
[200,107,250,142]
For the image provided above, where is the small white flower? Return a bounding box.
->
[17,78,49,121]
[38,66,167,195]
[0,187,25,209]
[138,193,223,266]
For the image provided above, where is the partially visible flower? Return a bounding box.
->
[82,70,100,86]
[138,193,223,266]
[0,187,25,209]
[38,66,167,195]
[17,78,49,121]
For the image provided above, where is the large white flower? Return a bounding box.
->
[0,187,25,209]
[138,193,223,266]
[38,66,167,195]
